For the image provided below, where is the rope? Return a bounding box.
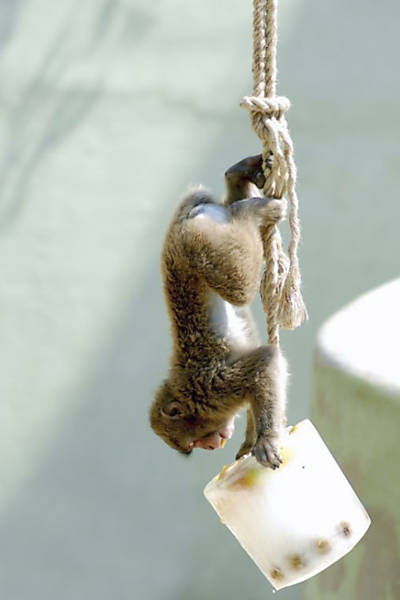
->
[241,0,307,345]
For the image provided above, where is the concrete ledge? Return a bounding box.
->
[303,279,400,600]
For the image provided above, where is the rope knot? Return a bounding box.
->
[242,0,307,343]
[240,95,290,120]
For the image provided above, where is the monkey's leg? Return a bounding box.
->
[224,154,272,205]
[181,197,284,305]
[181,217,264,306]
[236,408,257,460]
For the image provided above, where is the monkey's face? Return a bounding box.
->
[150,381,235,455]
[190,419,235,451]
[152,414,235,456]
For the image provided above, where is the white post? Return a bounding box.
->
[303,279,400,599]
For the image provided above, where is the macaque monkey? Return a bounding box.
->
[150,155,287,469]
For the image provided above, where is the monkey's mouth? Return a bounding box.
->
[191,418,236,451]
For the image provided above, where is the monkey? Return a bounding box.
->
[150,154,288,469]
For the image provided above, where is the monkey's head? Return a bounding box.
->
[150,380,235,455]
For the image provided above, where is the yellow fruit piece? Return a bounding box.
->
[218,464,230,481]
[279,446,295,465]
[220,438,227,448]
[231,468,262,489]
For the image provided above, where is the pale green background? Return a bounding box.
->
[0,1,398,599]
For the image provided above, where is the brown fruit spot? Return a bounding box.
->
[339,521,352,537]
[316,538,332,554]
[289,554,304,570]
[270,567,284,581]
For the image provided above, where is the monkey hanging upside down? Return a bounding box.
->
[150,155,288,469]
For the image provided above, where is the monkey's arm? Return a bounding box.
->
[235,347,286,468]
[236,407,257,459]
[213,346,286,468]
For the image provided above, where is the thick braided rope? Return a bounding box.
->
[241,0,307,345]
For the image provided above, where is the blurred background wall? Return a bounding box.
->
[0,1,398,599]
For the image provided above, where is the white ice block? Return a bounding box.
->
[204,419,370,590]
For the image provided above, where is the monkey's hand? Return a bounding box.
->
[259,198,287,225]
[235,441,254,461]
[252,433,282,469]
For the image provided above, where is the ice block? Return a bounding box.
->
[203,419,370,590]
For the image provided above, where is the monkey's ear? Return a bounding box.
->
[161,400,185,420]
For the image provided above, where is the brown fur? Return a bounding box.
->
[150,155,287,468]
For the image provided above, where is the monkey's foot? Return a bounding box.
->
[243,153,273,189]
[225,153,273,190]
[242,154,269,189]
[252,435,282,469]
[260,198,287,225]
[252,153,273,189]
